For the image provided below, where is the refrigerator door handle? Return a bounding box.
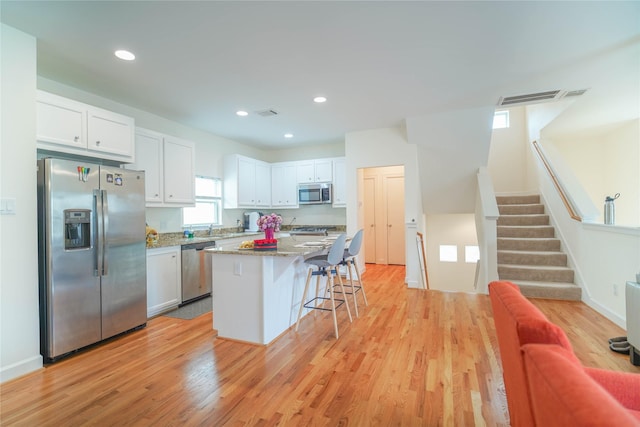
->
[101,189,109,276]
[94,189,103,276]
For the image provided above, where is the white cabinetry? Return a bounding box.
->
[127,128,195,207]
[224,155,271,208]
[36,90,135,162]
[332,158,347,207]
[297,159,332,183]
[146,246,181,317]
[271,162,298,208]
[163,136,196,205]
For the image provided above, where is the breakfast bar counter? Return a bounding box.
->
[204,235,338,345]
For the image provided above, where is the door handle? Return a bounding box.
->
[101,189,109,276]
[94,190,102,276]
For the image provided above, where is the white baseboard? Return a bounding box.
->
[1,354,43,383]
[582,294,626,330]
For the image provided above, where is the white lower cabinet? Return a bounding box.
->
[146,246,181,317]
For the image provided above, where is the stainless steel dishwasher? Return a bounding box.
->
[181,241,215,305]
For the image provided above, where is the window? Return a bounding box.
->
[493,110,510,129]
[182,176,222,227]
[439,245,458,262]
[465,245,480,263]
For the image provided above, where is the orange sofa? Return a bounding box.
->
[488,280,640,427]
[523,343,639,426]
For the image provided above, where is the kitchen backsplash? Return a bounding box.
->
[145,205,346,233]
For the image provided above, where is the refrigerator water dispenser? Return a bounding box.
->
[64,209,91,249]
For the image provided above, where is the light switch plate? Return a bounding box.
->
[1,198,16,215]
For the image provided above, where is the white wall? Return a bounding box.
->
[533,150,639,327]
[345,127,422,287]
[425,214,479,292]
[526,104,640,328]
[487,107,530,194]
[0,24,43,382]
[552,119,640,227]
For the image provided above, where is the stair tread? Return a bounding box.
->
[498,237,559,240]
[498,250,565,255]
[498,264,573,271]
[513,280,579,287]
[499,213,548,216]
[498,225,553,228]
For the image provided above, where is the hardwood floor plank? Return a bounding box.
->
[1,265,636,426]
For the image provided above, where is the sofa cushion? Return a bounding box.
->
[522,343,640,427]
[489,280,576,427]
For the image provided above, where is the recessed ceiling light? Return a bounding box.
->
[313,96,327,103]
[114,50,135,61]
[236,110,249,117]
[284,133,294,138]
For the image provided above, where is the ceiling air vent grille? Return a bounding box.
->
[256,109,279,117]
[498,90,562,106]
[497,88,588,107]
[564,89,589,98]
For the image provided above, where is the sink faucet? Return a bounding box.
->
[208,224,214,236]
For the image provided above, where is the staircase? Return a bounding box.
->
[496,194,581,301]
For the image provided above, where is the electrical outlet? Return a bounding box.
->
[613,283,619,296]
[234,261,242,276]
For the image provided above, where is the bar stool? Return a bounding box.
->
[338,229,368,317]
[295,234,353,339]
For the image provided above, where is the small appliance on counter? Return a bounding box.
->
[243,211,262,232]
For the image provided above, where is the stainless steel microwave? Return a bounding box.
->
[298,183,332,204]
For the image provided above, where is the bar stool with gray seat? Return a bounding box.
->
[295,233,353,339]
[338,228,368,317]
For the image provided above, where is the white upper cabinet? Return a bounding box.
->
[87,107,135,158]
[126,128,195,207]
[163,136,195,205]
[36,92,86,150]
[271,162,298,208]
[332,158,347,207]
[224,154,271,209]
[36,91,134,163]
[128,129,164,204]
[254,161,271,207]
[297,159,332,183]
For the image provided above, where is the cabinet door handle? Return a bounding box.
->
[74,136,79,142]
[96,140,101,145]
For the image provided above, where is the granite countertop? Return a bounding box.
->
[205,235,339,258]
[146,230,261,249]
[146,225,346,250]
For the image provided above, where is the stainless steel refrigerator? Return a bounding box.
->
[37,158,147,362]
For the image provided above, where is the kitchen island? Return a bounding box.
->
[205,235,340,345]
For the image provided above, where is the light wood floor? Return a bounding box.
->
[1,265,637,426]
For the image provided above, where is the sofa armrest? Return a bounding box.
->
[585,366,640,411]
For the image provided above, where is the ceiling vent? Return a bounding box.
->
[564,89,589,98]
[497,89,588,107]
[255,109,278,117]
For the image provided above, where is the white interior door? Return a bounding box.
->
[386,175,405,265]
[363,177,377,263]
[362,166,405,266]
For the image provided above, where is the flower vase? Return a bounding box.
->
[265,228,274,240]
